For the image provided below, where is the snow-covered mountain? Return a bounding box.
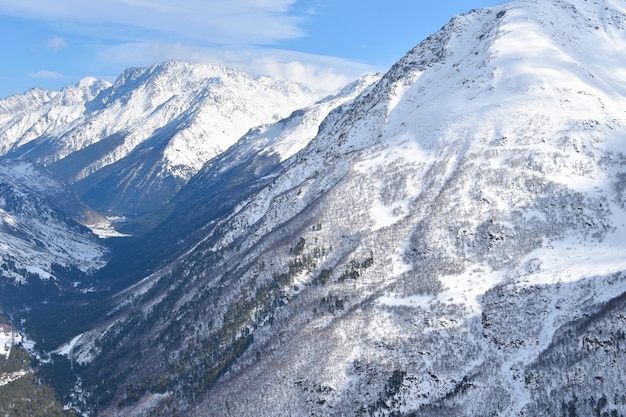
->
[13,0,626,416]
[0,159,107,292]
[91,72,381,292]
[0,61,321,215]
[0,79,110,155]
[174,72,383,222]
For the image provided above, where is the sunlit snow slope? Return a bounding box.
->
[0,159,107,286]
[55,1,626,416]
[0,61,321,215]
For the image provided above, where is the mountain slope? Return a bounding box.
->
[0,78,110,157]
[0,159,108,306]
[91,73,381,295]
[0,61,321,215]
[53,0,626,416]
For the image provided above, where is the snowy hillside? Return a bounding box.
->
[92,72,381,299]
[0,61,321,215]
[22,0,626,416]
[0,159,107,286]
[0,79,110,156]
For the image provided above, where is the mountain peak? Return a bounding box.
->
[0,87,57,116]
[63,1,626,415]
[4,1,626,416]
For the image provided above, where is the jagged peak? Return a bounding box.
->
[92,60,315,110]
[0,87,57,116]
[76,76,111,94]
[21,86,56,99]
[50,77,111,106]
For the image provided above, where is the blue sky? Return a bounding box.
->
[0,0,507,98]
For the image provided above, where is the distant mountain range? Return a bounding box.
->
[0,61,320,216]
[2,0,626,416]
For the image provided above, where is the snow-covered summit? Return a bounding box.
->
[9,1,626,416]
[0,60,323,215]
[0,88,57,117]
[61,0,626,416]
[0,78,111,157]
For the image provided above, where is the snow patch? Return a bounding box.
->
[86,216,130,238]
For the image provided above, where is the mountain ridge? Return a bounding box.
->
[3,0,626,416]
[0,159,107,294]
[0,60,322,216]
[56,0,626,415]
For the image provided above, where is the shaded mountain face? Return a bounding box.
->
[47,0,626,416]
[0,64,370,307]
[0,159,108,307]
[90,74,381,292]
[0,61,321,215]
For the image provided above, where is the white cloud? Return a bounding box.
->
[234,52,374,93]
[92,42,376,93]
[28,70,64,79]
[0,0,304,45]
[0,0,380,94]
[45,36,68,51]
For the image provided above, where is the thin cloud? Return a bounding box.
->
[28,70,64,79]
[45,36,68,51]
[0,0,304,45]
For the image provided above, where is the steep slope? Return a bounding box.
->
[0,79,109,157]
[0,159,108,306]
[171,73,382,237]
[0,61,321,215]
[56,0,626,416]
[93,74,380,293]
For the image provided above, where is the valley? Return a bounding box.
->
[1,0,626,416]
